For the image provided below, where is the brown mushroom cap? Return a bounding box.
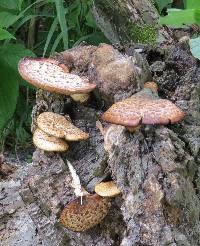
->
[95,181,121,197]
[37,112,89,141]
[33,128,69,152]
[60,194,110,232]
[102,89,185,127]
[18,57,96,95]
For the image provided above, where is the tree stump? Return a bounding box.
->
[18,41,200,246]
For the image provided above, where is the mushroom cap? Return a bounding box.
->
[101,91,185,127]
[95,181,121,197]
[33,128,69,152]
[18,57,96,95]
[60,194,110,232]
[37,112,89,141]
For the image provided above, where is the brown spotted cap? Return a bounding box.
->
[33,128,69,152]
[18,57,96,95]
[95,181,121,197]
[60,194,110,232]
[102,90,185,127]
[37,112,89,141]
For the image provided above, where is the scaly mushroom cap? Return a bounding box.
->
[33,128,69,152]
[102,89,185,127]
[18,57,96,95]
[60,194,110,232]
[37,112,89,141]
[95,181,121,197]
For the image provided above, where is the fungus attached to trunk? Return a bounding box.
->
[101,85,185,127]
[60,194,110,232]
[95,181,121,197]
[33,128,69,152]
[18,57,96,95]
[37,112,89,141]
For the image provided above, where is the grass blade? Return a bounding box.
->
[43,17,58,57]
[54,0,68,49]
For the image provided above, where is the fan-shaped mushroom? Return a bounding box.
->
[18,57,96,95]
[37,112,89,141]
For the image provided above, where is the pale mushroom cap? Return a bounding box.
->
[33,128,69,152]
[60,194,110,232]
[18,57,96,95]
[70,93,90,103]
[37,112,89,141]
[95,181,121,197]
[102,94,185,127]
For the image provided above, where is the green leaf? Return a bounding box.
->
[183,0,200,9]
[154,0,173,12]
[54,0,68,49]
[0,44,35,131]
[189,37,200,60]
[0,28,15,40]
[0,59,19,132]
[0,11,19,28]
[159,9,200,27]
[0,0,19,10]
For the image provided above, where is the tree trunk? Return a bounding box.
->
[92,0,159,44]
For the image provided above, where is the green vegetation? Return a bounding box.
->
[0,0,106,151]
[154,0,200,27]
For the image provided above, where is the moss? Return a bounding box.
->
[128,23,158,44]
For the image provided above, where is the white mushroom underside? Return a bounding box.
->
[21,59,92,90]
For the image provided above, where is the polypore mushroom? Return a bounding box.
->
[60,194,110,232]
[37,112,89,141]
[33,128,69,152]
[95,181,121,197]
[101,84,185,128]
[18,57,96,95]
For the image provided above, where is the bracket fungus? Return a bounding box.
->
[33,128,69,152]
[18,57,96,95]
[37,112,89,141]
[95,181,121,197]
[102,82,185,127]
[60,194,110,232]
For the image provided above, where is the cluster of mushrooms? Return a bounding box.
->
[18,56,185,232]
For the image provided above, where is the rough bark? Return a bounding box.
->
[11,41,199,246]
[92,0,159,44]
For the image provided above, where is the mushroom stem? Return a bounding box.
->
[126,126,141,133]
[70,93,90,103]
[67,160,89,203]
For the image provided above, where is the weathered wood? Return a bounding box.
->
[92,0,159,44]
[17,42,200,246]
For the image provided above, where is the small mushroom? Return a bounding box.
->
[18,57,96,95]
[101,85,185,127]
[60,194,110,232]
[37,112,89,141]
[33,128,69,152]
[95,181,121,197]
[70,93,90,103]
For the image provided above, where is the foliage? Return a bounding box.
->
[0,0,107,150]
[189,37,200,60]
[157,0,200,27]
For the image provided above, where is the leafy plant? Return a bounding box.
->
[0,0,107,150]
[158,0,200,27]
